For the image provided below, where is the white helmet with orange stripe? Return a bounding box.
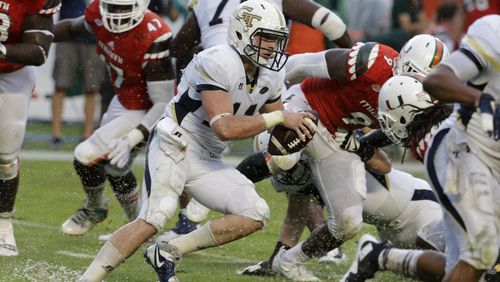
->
[394,34,449,75]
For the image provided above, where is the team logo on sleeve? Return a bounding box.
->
[236,6,262,28]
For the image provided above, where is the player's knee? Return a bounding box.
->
[328,208,362,241]
[240,197,270,227]
[156,192,179,227]
[74,141,100,166]
[0,159,18,180]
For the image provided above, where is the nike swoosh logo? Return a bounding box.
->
[155,244,164,268]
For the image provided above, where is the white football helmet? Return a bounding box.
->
[378,73,435,143]
[100,0,150,33]
[394,34,449,75]
[228,0,289,71]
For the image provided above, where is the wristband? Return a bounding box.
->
[262,111,284,129]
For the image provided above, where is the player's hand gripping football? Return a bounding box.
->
[478,93,500,140]
[281,110,317,141]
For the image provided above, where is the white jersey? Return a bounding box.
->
[362,168,438,226]
[441,15,500,176]
[192,0,283,49]
[165,44,285,154]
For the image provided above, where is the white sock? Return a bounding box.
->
[379,248,423,278]
[80,241,126,281]
[169,222,217,255]
[282,242,310,263]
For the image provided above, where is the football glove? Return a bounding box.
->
[108,128,144,168]
[478,93,500,140]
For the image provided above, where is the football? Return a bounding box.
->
[268,110,319,155]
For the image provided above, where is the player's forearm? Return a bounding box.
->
[212,114,268,141]
[423,67,481,106]
[54,18,90,42]
[365,149,391,174]
[3,43,48,66]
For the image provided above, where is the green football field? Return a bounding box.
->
[0,159,412,282]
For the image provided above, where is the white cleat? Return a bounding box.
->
[272,247,320,281]
[61,206,108,235]
[318,247,348,264]
[0,213,18,256]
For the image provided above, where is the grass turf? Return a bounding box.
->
[0,159,413,281]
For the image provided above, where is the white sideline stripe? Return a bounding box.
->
[56,250,95,259]
[20,150,243,167]
[19,150,425,172]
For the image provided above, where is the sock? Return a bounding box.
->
[268,241,291,262]
[169,222,217,255]
[80,241,126,281]
[83,185,105,209]
[282,242,310,264]
[379,248,423,278]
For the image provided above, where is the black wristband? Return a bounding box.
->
[136,124,150,142]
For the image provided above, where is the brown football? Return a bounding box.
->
[268,110,319,155]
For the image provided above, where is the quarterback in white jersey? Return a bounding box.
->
[76,2,315,281]
[423,15,500,281]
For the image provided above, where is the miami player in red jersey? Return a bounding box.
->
[0,0,61,256]
[54,0,176,237]
[259,35,448,281]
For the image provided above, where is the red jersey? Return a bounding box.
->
[85,0,172,110]
[0,0,60,73]
[301,42,398,135]
[463,0,500,31]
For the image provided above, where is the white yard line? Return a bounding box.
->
[20,150,425,172]
[56,250,95,259]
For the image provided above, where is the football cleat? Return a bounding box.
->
[340,234,388,282]
[318,247,348,264]
[272,247,320,281]
[0,213,18,256]
[156,212,199,244]
[238,260,274,276]
[61,201,108,236]
[144,242,181,282]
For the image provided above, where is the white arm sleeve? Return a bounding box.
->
[285,51,330,82]
[311,7,346,41]
[441,51,481,82]
[141,80,176,130]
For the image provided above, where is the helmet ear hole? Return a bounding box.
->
[400,116,407,125]
[236,31,242,40]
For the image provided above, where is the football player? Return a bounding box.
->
[341,74,454,282]
[78,1,316,281]
[160,0,353,243]
[264,34,449,281]
[0,0,61,256]
[423,14,500,282]
[54,0,176,236]
[237,130,444,277]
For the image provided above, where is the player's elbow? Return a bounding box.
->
[212,125,235,141]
